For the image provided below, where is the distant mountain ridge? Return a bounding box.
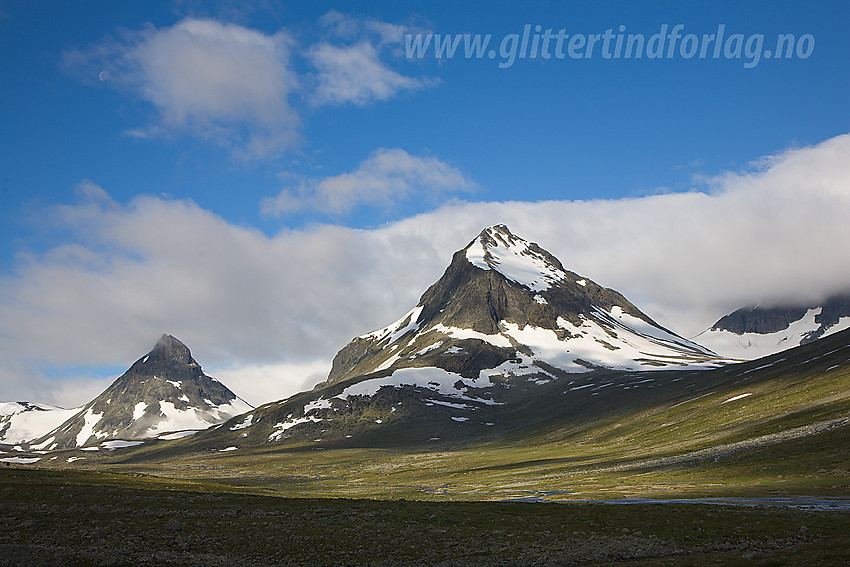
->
[0,402,79,445]
[28,335,251,450]
[695,293,850,359]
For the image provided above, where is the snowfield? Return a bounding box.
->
[0,402,80,444]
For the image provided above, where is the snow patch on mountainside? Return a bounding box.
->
[144,399,252,437]
[230,414,254,431]
[101,440,145,450]
[598,307,715,355]
[430,324,513,348]
[335,367,499,405]
[498,314,723,373]
[360,306,423,342]
[76,408,106,447]
[269,415,323,441]
[132,402,147,421]
[157,430,199,440]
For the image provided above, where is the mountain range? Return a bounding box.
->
[3,225,849,455]
[0,402,79,446]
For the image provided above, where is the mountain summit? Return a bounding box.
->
[149,333,195,364]
[32,335,251,450]
[328,225,719,386]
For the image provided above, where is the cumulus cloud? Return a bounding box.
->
[308,11,433,106]
[309,41,432,105]
[64,13,434,158]
[262,148,477,216]
[1,134,849,407]
[65,18,298,160]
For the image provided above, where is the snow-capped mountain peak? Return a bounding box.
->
[465,224,567,292]
[326,225,722,388]
[219,226,727,447]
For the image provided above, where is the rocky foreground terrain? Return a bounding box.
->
[2,468,848,567]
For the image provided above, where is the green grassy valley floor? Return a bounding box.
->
[62,360,848,502]
[2,467,849,567]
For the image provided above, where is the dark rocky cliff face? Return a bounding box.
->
[712,305,810,335]
[813,295,850,340]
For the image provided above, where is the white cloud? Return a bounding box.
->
[132,19,294,124]
[2,134,849,408]
[308,11,435,106]
[309,41,431,105]
[262,148,477,216]
[317,10,416,50]
[210,360,331,407]
[66,18,299,159]
[65,14,435,158]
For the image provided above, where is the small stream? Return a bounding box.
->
[502,495,850,511]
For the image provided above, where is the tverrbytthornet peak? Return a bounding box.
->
[327,224,720,386]
[196,225,728,449]
[28,334,252,450]
[695,292,850,359]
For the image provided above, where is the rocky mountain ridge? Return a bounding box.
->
[695,293,850,359]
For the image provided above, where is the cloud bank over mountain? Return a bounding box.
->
[1,134,848,407]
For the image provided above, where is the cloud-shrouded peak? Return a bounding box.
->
[148,334,194,365]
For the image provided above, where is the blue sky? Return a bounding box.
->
[1,1,849,406]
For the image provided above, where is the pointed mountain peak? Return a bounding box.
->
[464,225,567,292]
[31,334,252,450]
[148,334,194,365]
[326,226,719,386]
[470,224,524,250]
